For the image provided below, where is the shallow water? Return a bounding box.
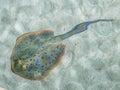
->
[0,0,120,90]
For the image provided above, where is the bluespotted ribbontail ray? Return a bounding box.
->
[10,19,114,80]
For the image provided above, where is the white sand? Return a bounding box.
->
[0,0,120,90]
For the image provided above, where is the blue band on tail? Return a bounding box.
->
[69,19,114,34]
[70,22,90,34]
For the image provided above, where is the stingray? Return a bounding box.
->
[10,19,113,80]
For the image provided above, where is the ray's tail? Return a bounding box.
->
[51,19,114,42]
[84,19,114,24]
[69,19,114,34]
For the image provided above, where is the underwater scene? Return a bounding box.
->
[0,0,120,90]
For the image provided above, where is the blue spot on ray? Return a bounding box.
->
[25,60,28,62]
[28,69,30,72]
[38,71,40,73]
[35,59,40,67]
[23,53,26,56]
[32,48,35,50]
[41,72,44,76]
[34,42,36,44]
[18,46,20,48]
[28,65,32,71]
[30,38,32,42]
[41,56,44,59]
[50,54,53,56]
[22,45,24,48]
[33,54,36,57]
[56,45,59,49]
[30,59,32,61]
[49,62,51,64]
[52,60,55,63]
[15,55,18,59]
[52,50,55,52]
[44,52,47,54]
[21,58,24,60]
[28,51,31,55]
[26,42,28,44]
[26,47,29,50]
[59,47,63,51]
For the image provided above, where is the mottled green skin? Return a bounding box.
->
[11,31,65,80]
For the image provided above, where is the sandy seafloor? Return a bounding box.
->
[0,0,120,90]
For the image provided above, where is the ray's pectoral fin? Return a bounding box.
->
[36,44,66,80]
[38,30,54,38]
[52,44,66,65]
[16,30,54,44]
[13,30,54,57]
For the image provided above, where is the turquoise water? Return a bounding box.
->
[0,0,120,90]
